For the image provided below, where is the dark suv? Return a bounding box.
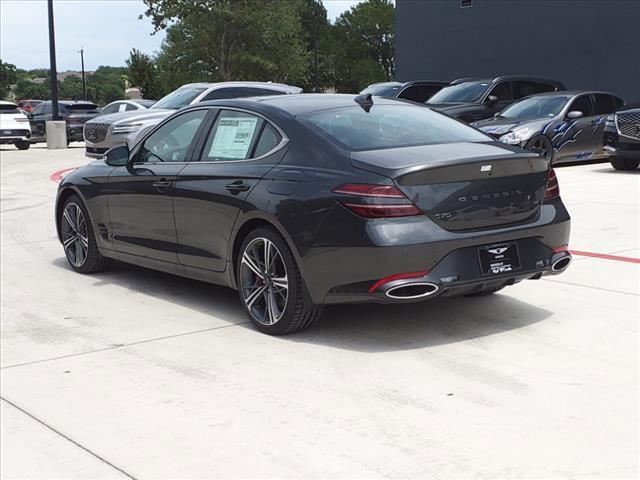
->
[604,103,640,170]
[360,80,449,103]
[426,75,566,123]
[28,101,102,144]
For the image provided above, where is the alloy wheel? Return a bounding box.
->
[531,137,551,160]
[240,237,289,325]
[61,202,89,268]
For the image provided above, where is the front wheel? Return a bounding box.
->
[237,227,322,335]
[527,135,553,162]
[610,158,640,171]
[15,140,30,150]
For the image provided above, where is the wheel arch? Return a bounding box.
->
[54,186,86,242]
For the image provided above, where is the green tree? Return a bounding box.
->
[142,0,308,85]
[297,0,333,92]
[126,48,162,99]
[332,0,395,93]
[0,60,18,99]
[59,75,84,100]
[13,78,50,100]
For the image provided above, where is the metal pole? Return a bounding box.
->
[47,0,60,120]
[79,47,86,100]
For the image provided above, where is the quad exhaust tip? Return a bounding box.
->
[385,282,439,300]
[551,255,572,273]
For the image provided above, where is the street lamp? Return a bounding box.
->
[47,0,60,120]
[78,47,87,101]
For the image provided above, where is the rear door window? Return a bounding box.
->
[200,110,264,161]
[488,82,513,101]
[593,94,617,115]
[514,81,557,98]
[398,85,441,103]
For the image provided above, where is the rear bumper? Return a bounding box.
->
[301,200,571,305]
[0,130,30,143]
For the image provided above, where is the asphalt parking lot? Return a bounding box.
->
[1,144,638,479]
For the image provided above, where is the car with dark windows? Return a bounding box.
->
[99,99,157,115]
[474,91,624,164]
[426,75,566,123]
[603,103,640,170]
[0,101,32,150]
[28,100,102,144]
[56,94,571,335]
[360,80,448,103]
[83,81,302,159]
[17,99,43,113]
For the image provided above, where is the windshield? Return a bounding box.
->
[427,81,491,104]
[305,104,489,150]
[360,83,402,97]
[499,96,569,119]
[151,86,208,110]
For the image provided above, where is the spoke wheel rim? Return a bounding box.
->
[533,138,551,160]
[240,237,289,326]
[62,202,89,268]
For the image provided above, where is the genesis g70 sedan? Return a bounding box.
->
[56,94,572,334]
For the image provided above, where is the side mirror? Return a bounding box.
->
[486,95,498,105]
[104,145,130,166]
[567,111,583,119]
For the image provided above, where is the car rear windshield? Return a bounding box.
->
[64,103,100,113]
[0,104,21,114]
[304,104,489,150]
[359,83,402,97]
[427,81,491,103]
[151,86,208,110]
[499,96,570,119]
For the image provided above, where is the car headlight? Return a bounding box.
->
[499,128,535,145]
[112,123,144,134]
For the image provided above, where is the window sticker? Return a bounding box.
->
[209,117,258,159]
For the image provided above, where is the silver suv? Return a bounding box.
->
[83,81,302,158]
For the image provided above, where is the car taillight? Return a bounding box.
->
[332,183,422,218]
[544,168,560,200]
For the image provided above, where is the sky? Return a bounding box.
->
[0,0,363,71]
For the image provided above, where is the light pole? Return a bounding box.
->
[47,0,60,120]
[78,47,87,100]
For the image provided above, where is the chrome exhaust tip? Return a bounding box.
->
[385,282,439,300]
[551,254,572,273]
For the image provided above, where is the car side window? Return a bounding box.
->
[514,81,557,98]
[43,103,53,115]
[253,123,282,157]
[138,109,207,163]
[200,110,265,162]
[568,95,594,117]
[101,103,118,114]
[488,82,513,101]
[399,85,440,103]
[31,104,45,115]
[124,104,137,111]
[612,96,624,110]
[593,94,617,115]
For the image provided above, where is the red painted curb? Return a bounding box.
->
[570,250,640,264]
[50,167,79,183]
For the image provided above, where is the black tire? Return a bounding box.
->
[464,286,505,297]
[15,140,30,150]
[610,158,640,171]
[60,194,110,274]
[237,227,322,335]
[526,135,553,163]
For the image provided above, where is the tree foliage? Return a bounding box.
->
[126,49,162,99]
[0,60,18,99]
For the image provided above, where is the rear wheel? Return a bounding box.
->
[15,140,30,150]
[237,227,321,335]
[610,158,640,171]
[60,195,110,274]
[527,135,553,162]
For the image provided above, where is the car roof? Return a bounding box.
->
[452,75,564,87]
[179,81,302,94]
[195,93,410,116]
[402,80,449,87]
[526,90,619,98]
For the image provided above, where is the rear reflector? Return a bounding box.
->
[544,168,560,200]
[368,271,429,293]
[332,183,422,218]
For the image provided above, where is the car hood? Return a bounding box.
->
[473,117,556,136]
[87,108,174,125]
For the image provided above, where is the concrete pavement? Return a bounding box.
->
[1,144,638,479]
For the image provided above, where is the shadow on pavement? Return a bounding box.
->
[53,257,553,352]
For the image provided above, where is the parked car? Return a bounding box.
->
[99,99,157,115]
[473,91,624,164]
[603,103,640,171]
[83,81,302,158]
[17,99,43,113]
[426,75,566,123]
[360,80,448,103]
[0,101,32,150]
[56,94,571,335]
[28,101,102,144]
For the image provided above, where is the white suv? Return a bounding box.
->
[0,101,32,150]
[83,81,302,158]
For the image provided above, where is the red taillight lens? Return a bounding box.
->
[544,168,560,200]
[332,183,422,218]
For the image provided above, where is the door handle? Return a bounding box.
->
[152,178,173,192]
[225,180,251,194]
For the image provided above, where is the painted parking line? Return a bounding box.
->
[50,167,79,183]
[570,250,640,264]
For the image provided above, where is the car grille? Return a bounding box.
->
[616,112,640,140]
[84,122,109,143]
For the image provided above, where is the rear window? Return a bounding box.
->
[304,104,489,150]
[65,103,100,113]
[0,104,20,114]
[360,83,402,97]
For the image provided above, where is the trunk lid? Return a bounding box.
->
[350,142,548,231]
